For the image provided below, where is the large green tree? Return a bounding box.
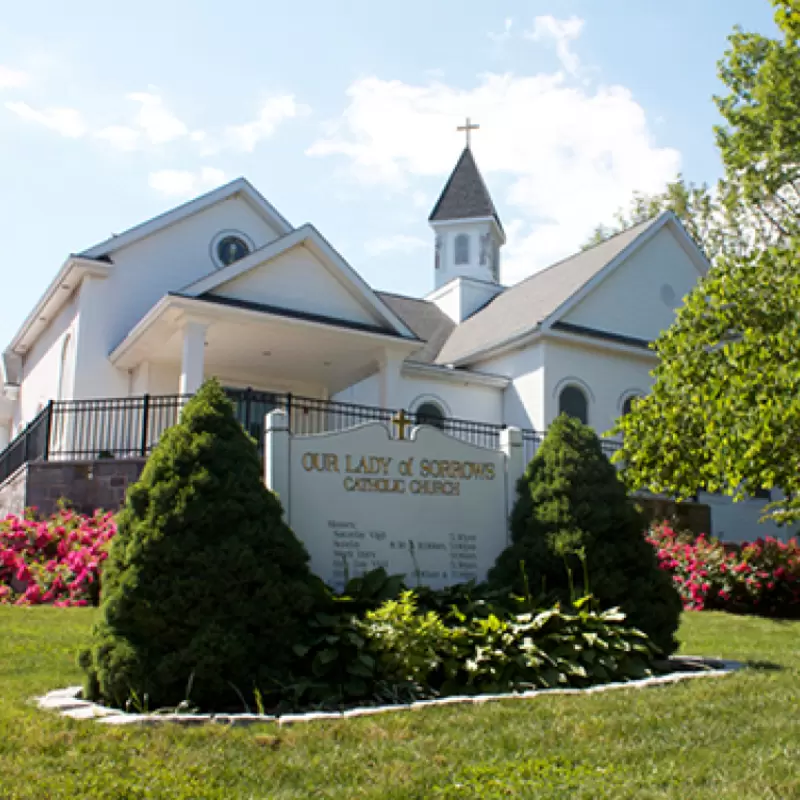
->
[615,239,800,523]
[714,0,800,244]
[608,1,800,524]
[586,1,800,260]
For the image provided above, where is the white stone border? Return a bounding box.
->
[36,657,743,727]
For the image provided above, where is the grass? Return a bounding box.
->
[0,609,798,799]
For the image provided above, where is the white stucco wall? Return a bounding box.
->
[563,226,702,342]
[698,492,799,543]
[481,344,546,432]
[333,369,503,424]
[210,244,382,327]
[427,277,503,325]
[69,196,285,400]
[540,337,655,435]
[17,288,80,428]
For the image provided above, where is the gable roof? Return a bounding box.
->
[376,292,455,364]
[80,177,292,259]
[428,147,503,232]
[434,214,677,366]
[181,224,417,340]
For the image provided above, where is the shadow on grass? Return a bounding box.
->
[744,659,784,672]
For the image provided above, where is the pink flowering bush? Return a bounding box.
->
[648,523,800,617]
[0,507,116,607]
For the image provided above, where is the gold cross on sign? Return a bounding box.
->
[457,117,480,148]
[392,409,413,440]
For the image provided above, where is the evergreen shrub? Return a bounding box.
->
[488,414,682,654]
[79,379,322,711]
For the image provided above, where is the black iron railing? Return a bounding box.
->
[0,389,623,487]
[0,404,51,485]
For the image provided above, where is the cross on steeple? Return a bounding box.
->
[457,117,480,148]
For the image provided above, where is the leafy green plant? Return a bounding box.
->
[360,589,658,698]
[284,568,406,707]
[360,591,454,686]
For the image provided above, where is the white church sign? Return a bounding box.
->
[264,410,525,589]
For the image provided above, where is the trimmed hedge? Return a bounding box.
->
[79,379,323,711]
[489,415,682,655]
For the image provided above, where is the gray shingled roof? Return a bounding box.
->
[428,147,503,231]
[376,291,455,364]
[434,216,662,366]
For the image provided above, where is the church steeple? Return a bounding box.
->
[429,124,504,290]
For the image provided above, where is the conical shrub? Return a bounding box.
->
[80,379,322,710]
[489,414,681,654]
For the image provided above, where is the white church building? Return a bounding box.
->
[0,144,785,540]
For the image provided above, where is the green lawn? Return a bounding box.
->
[0,609,798,799]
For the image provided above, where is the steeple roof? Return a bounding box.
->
[428,147,503,232]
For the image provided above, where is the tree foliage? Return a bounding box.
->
[581,176,740,262]
[601,1,800,524]
[489,415,681,655]
[714,0,800,243]
[585,1,800,260]
[615,239,800,523]
[79,379,322,711]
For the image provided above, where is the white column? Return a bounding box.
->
[500,426,525,539]
[378,352,404,410]
[0,421,9,450]
[265,409,291,521]
[179,320,208,396]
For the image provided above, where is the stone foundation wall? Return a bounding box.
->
[0,465,28,518]
[0,459,146,517]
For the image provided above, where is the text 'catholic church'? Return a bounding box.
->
[0,130,782,540]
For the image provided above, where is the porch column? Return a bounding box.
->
[179,320,208,396]
[378,352,404,409]
[0,394,14,450]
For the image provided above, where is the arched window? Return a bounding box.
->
[454,234,470,265]
[558,385,588,424]
[57,334,73,401]
[416,402,446,430]
[622,394,639,417]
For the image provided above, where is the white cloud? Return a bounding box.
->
[4,101,86,137]
[0,66,29,89]
[411,190,429,209]
[148,166,226,197]
[364,233,428,257]
[94,124,141,151]
[524,15,585,76]
[129,91,189,144]
[224,95,310,152]
[308,71,681,284]
[488,18,514,45]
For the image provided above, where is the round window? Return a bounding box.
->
[216,235,250,267]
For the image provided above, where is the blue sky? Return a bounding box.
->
[0,0,777,349]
